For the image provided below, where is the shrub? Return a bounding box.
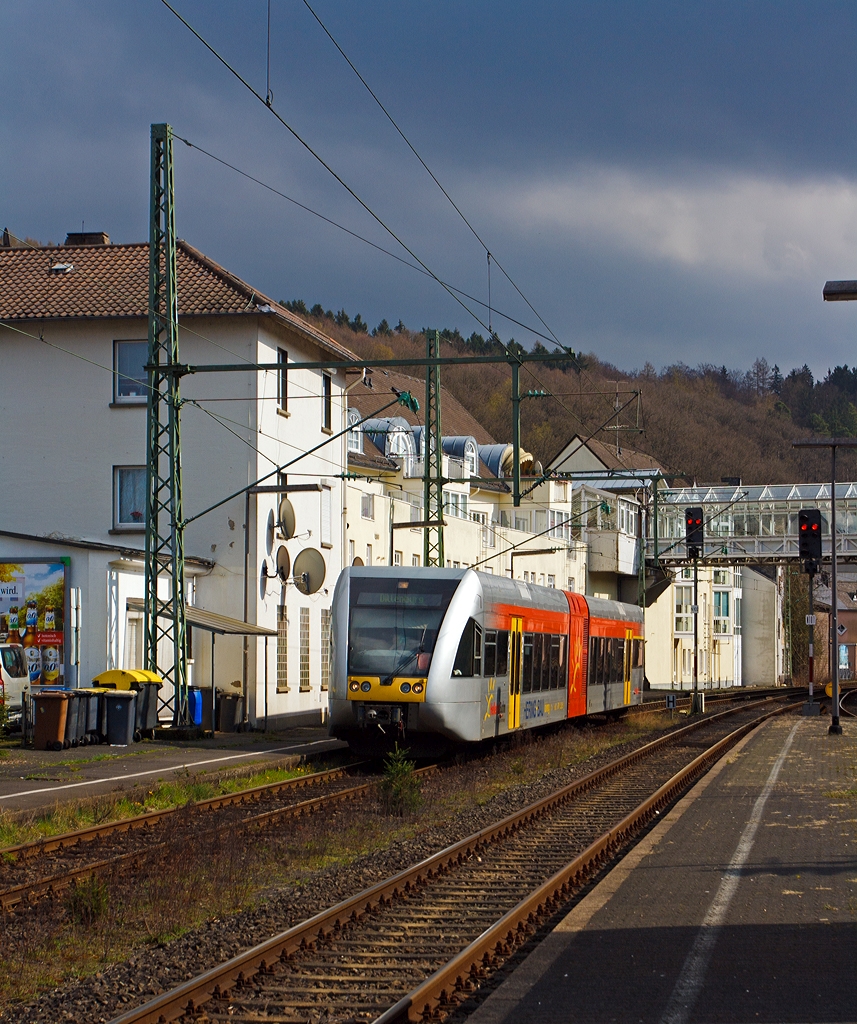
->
[379,745,421,816]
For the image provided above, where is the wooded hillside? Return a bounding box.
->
[283,300,857,485]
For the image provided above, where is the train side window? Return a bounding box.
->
[531,633,543,692]
[453,618,483,677]
[633,638,644,668]
[538,634,549,691]
[616,639,625,683]
[496,630,509,675]
[522,633,534,693]
[484,629,497,676]
[550,635,563,689]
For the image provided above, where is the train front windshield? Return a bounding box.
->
[348,577,459,678]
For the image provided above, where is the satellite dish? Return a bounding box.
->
[351,556,364,566]
[266,509,275,554]
[277,496,296,540]
[293,548,326,595]
[276,545,291,583]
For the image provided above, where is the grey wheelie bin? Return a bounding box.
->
[217,692,243,732]
[102,690,137,745]
[63,690,88,747]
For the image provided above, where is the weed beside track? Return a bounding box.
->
[0,713,675,1017]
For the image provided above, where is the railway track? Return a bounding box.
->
[106,696,797,1024]
[0,762,388,912]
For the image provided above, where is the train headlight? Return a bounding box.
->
[399,682,411,693]
[361,681,372,692]
[412,681,424,694]
[349,681,360,692]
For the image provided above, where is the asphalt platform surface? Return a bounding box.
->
[0,725,346,814]
[469,714,857,1024]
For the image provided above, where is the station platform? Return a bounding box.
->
[0,725,346,814]
[469,714,857,1024]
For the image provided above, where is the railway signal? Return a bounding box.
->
[684,507,704,559]
[798,508,822,565]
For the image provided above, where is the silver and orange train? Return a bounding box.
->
[329,567,644,756]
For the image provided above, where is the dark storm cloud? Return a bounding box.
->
[5,1,857,377]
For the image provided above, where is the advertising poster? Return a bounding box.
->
[0,560,67,685]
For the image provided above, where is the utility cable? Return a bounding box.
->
[160,0,492,339]
[301,0,565,351]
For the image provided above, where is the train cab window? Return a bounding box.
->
[453,618,483,677]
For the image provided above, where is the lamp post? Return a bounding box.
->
[793,437,857,734]
[819,275,857,732]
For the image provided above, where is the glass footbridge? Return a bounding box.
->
[646,482,857,565]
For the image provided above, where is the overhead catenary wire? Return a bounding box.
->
[300,0,565,351]
[172,133,566,349]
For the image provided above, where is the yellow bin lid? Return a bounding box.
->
[91,669,163,690]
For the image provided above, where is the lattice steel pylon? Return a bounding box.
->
[423,330,445,566]
[145,123,189,726]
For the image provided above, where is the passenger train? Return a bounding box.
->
[328,567,645,756]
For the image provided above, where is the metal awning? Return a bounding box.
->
[127,598,275,636]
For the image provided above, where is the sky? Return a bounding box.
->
[6,0,857,378]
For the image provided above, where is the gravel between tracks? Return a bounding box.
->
[0,724,680,1024]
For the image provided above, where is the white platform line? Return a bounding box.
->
[0,740,336,802]
[658,720,800,1024]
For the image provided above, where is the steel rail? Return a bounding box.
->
[377,700,797,1023]
[0,762,363,863]
[106,697,794,1024]
[0,764,438,912]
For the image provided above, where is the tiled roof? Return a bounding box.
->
[0,239,354,360]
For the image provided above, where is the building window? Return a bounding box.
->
[713,568,729,585]
[278,348,288,412]
[567,577,575,591]
[348,539,355,564]
[113,340,148,403]
[277,603,288,692]
[547,574,556,588]
[320,484,332,547]
[361,493,374,520]
[412,554,420,566]
[366,544,373,566]
[393,550,403,566]
[347,409,363,452]
[322,373,332,431]
[464,440,478,476]
[114,467,146,529]
[734,595,742,635]
[299,607,310,691]
[320,608,331,691]
[514,513,529,532]
[714,591,730,634]
[675,585,693,633]
[444,491,469,519]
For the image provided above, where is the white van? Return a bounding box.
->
[0,644,29,726]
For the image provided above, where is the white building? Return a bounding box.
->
[0,232,354,726]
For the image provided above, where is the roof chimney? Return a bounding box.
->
[64,231,111,246]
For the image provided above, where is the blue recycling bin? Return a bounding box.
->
[187,687,203,727]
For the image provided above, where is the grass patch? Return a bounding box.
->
[0,761,328,849]
[0,717,675,1008]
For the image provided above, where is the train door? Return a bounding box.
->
[624,628,633,706]
[508,616,523,730]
